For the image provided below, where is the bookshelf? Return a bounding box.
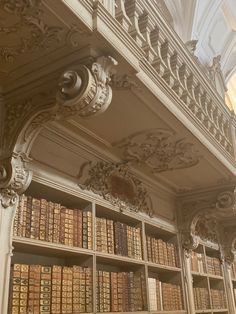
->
[8,179,187,314]
[190,243,229,314]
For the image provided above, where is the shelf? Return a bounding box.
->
[195,310,212,313]
[13,236,93,258]
[96,251,145,267]
[191,271,208,277]
[148,262,181,273]
[208,274,224,281]
[151,311,186,314]
[212,310,228,313]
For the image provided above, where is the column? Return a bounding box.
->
[0,189,19,314]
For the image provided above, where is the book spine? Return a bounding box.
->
[20,264,29,314]
[85,267,93,312]
[31,198,41,240]
[107,219,114,254]
[40,266,51,313]
[51,265,62,314]
[39,199,47,241]
[53,203,61,244]
[72,265,81,313]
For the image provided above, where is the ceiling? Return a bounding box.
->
[162,0,236,110]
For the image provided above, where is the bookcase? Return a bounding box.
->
[8,179,187,314]
[190,243,229,314]
[230,262,236,307]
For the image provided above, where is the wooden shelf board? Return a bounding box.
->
[13,236,93,258]
[191,271,208,277]
[151,311,186,314]
[212,309,228,313]
[208,274,224,281]
[195,310,212,314]
[148,262,181,273]
[96,252,145,267]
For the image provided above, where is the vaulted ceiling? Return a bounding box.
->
[163,0,236,110]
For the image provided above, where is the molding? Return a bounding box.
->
[78,161,153,217]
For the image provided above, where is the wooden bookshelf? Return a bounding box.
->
[190,243,229,314]
[8,180,187,314]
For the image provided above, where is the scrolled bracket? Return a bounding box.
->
[0,153,32,194]
[57,56,118,117]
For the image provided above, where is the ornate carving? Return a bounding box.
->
[221,226,236,264]
[179,187,236,252]
[0,0,63,63]
[110,74,139,90]
[114,129,200,173]
[195,216,218,243]
[0,189,18,208]
[78,161,153,216]
[208,55,227,98]
[185,40,198,55]
[0,154,32,193]
[57,56,118,117]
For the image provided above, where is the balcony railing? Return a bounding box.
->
[96,0,234,158]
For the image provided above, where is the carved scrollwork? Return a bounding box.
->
[57,56,118,117]
[0,154,32,194]
[216,189,236,215]
[114,129,200,173]
[78,161,153,217]
[0,189,18,209]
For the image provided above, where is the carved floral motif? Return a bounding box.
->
[0,188,18,208]
[0,0,63,63]
[114,129,200,173]
[78,161,153,216]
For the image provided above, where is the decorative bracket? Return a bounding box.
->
[1,55,118,195]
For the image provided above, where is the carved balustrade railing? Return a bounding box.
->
[97,0,234,158]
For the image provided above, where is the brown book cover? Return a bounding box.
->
[77,209,83,248]
[103,271,111,312]
[59,206,66,245]
[96,217,102,252]
[82,211,88,249]
[20,264,29,314]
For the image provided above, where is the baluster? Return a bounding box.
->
[150,27,166,76]
[125,0,145,47]
[171,52,184,97]
[115,0,132,32]
[179,65,192,107]
[138,11,156,62]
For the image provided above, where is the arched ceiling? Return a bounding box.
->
[163,0,236,110]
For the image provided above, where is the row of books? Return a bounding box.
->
[146,236,179,267]
[211,288,227,309]
[96,270,147,312]
[231,261,236,279]
[8,264,92,314]
[148,277,183,311]
[193,287,210,310]
[206,256,222,276]
[14,195,92,249]
[191,252,206,273]
[96,217,142,259]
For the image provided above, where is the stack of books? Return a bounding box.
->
[211,288,227,309]
[193,287,210,310]
[190,252,206,273]
[146,235,179,267]
[96,218,142,259]
[96,271,147,312]
[8,264,93,314]
[148,277,183,311]
[206,256,222,276]
[13,195,92,249]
